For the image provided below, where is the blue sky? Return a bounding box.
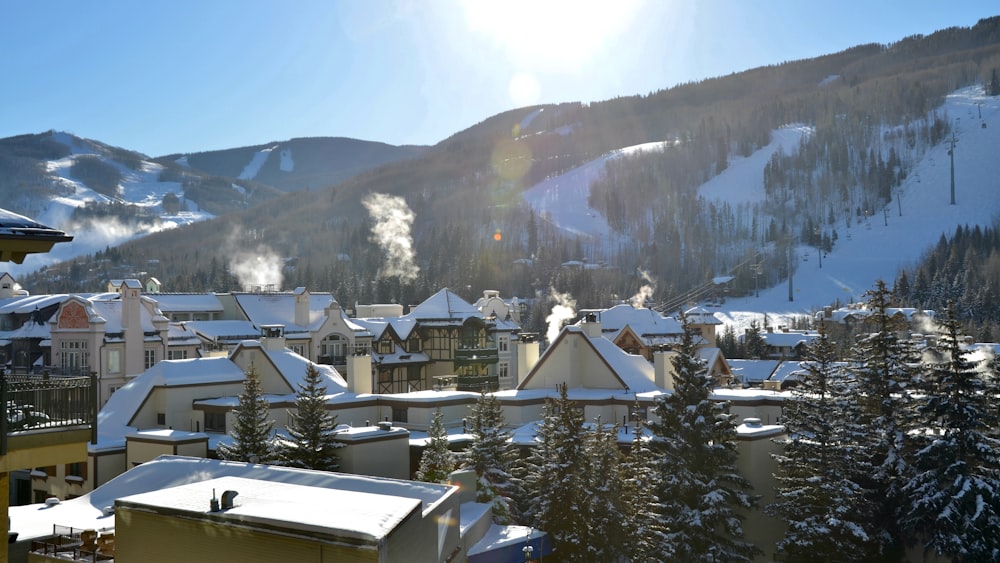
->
[1,1,994,156]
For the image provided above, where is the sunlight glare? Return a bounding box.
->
[461,0,642,71]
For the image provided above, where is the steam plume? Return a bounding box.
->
[631,268,656,308]
[545,289,577,344]
[363,193,419,283]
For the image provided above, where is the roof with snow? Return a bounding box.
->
[592,304,683,343]
[404,288,483,323]
[95,356,247,449]
[8,455,454,542]
[232,290,337,334]
[518,324,661,393]
[150,293,225,313]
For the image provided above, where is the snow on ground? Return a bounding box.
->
[522,87,1000,331]
[239,145,278,179]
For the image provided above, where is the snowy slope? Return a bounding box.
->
[6,133,214,276]
[521,87,1000,327]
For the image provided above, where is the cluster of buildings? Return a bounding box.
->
[1,207,974,562]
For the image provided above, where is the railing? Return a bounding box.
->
[1,371,97,454]
[29,524,115,561]
[454,347,499,364]
[455,375,499,392]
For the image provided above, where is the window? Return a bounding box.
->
[376,338,394,355]
[144,348,156,369]
[407,335,422,353]
[204,411,226,433]
[498,336,508,352]
[290,344,306,357]
[60,340,89,374]
[107,349,121,373]
[156,413,166,426]
[65,462,87,481]
[392,407,408,423]
[498,362,509,380]
[167,349,188,360]
[109,385,121,396]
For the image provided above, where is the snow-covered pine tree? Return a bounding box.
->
[620,414,669,562]
[461,392,519,524]
[900,302,1000,561]
[582,418,630,562]
[848,279,920,557]
[518,383,590,562]
[416,408,455,483]
[277,362,344,471]
[646,312,760,561]
[216,363,278,463]
[768,320,879,561]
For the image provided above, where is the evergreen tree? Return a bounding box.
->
[277,363,344,471]
[620,414,669,562]
[744,319,767,359]
[768,321,878,561]
[848,280,920,558]
[216,364,278,463]
[647,314,760,561]
[582,419,630,561]
[519,383,590,561]
[416,408,456,483]
[900,303,1000,561]
[461,392,519,523]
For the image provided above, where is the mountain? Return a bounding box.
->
[157,137,429,192]
[7,17,1000,337]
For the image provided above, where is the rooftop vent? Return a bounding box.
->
[221,490,239,510]
[377,421,392,431]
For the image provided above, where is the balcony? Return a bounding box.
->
[455,375,499,392]
[453,347,499,365]
[1,373,96,455]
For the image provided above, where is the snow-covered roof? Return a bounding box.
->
[186,320,260,342]
[234,339,349,393]
[727,359,781,384]
[95,356,247,449]
[233,291,337,333]
[684,306,722,325]
[760,330,819,348]
[118,475,422,542]
[151,293,225,313]
[9,455,454,542]
[405,288,482,323]
[520,324,661,393]
[593,304,683,342]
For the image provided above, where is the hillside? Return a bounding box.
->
[158,137,428,192]
[9,17,1000,336]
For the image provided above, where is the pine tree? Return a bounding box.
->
[416,408,455,483]
[620,414,669,562]
[216,364,277,463]
[583,418,630,562]
[848,280,920,557]
[768,321,878,561]
[900,303,1000,561]
[647,314,760,561]
[744,319,767,359]
[518,383,590,561]
[461,392,519,523]
[277,363,344,471]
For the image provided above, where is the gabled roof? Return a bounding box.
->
[233,291,337,333]
[684,306,722,325]
[231,339,349,393]
[405,288,482,323]
[518,325,660,393]
[594,304,683,344]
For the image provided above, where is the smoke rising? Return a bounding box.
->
[224,228,284,291]
[363,193,419,283]
[631,268,656,308]
[545,288,577,344]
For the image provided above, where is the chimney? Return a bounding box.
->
[514,333,540,386]
[260,325,286,351]
[582,312,601,338]
[293,287,309,327]
[654,350,676,390]
[346,348,373,394]
[220,490,239,510]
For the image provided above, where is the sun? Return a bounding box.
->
[461,0,642,104]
